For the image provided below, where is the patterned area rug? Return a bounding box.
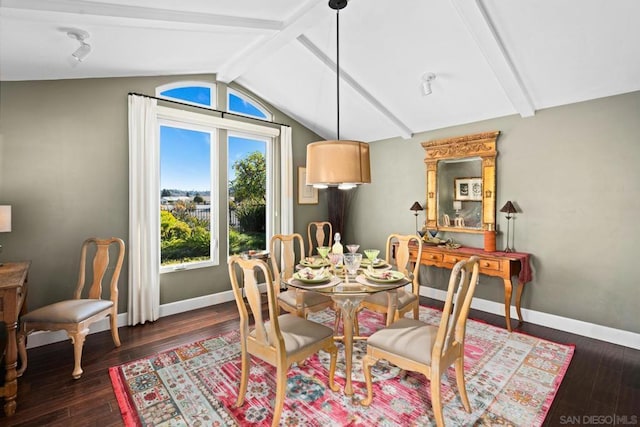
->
[110,306,574,426]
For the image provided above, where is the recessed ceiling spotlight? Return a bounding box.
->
[64,28,92,62]
[421,72,436,96]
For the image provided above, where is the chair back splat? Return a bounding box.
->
[307,221,332,257]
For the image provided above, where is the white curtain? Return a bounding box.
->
[128,94,160,325]
[280,125,293,235]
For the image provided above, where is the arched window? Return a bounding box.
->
[156,81,216,108]
[227,88,271,120]
[152,82,278,273]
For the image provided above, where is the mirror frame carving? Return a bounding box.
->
[421,131,499,234]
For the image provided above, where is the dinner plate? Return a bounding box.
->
[292,276,341,290]
[292,270,331,283]
[364,270,405,283]
[300,257,329,268]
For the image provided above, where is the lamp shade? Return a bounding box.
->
[306,140,371,187]
[500,201,517,214]
[410,201,423,212]
[0,205,12,232]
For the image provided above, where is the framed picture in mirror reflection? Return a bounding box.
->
[455,177,482,201]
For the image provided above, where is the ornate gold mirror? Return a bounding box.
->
[422,131,499,234]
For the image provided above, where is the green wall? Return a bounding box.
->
[349,91,640,333]
[0,75,326,310]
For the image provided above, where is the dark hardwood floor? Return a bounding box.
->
[2,297,638,427]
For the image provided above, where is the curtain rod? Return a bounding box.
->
[128,92,290,128]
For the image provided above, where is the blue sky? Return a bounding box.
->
[160,126,265,191]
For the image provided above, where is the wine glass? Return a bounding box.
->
[346,244,360,253]
[364,249,380,263]
[343,253,362,279]
[328,252,343,277]
[316,246,330,263]
[363,249,380,273]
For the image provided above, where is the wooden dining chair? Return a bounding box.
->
[361,256,480,427]
[359,233,423,325]
[228,255,338,427]
[270,233,333,318]
[307,221,332,257]
[17,237,125,379]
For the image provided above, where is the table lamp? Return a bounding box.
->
[0,205,12,267]
[409,201,423,235]
[499,201,517,252]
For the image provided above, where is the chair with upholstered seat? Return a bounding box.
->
[359,233,423,325]
[228,255,338,427]
[361,256,480,427]
[17,237,125,379]
[307,221,332,257]
[270,233,334,318]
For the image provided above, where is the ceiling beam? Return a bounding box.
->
[0,0,281,31]
[297,35,413,140]
[451,0,535,117]
[216,0,327,83]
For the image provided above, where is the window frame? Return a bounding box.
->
[155,105,280,273]
[157,114,220,274]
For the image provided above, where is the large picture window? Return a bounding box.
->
[154,83,280,273]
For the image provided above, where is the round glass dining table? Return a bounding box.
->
[286,273,410,396]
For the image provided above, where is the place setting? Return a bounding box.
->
[290,266,340,289]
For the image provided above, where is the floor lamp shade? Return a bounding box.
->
[306,140,371,187]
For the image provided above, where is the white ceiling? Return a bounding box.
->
[2,0,639,142]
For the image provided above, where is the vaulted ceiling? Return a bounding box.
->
[2,0,639,142]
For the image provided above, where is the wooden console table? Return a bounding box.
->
[410,245,531,332]
[0,261,29,416]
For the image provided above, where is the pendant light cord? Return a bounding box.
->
[336,7,340,140]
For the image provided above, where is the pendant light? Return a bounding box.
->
[305,0,371,190]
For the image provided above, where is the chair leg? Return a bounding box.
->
[430,371,445,427]
[16,331,27,377]
[272,364,288,427]
[68,330,88,379]
[333,310,341,333]
[355,313,361,336]
[327,342,339,392]
[360,354,376,406]
[413,303,419,320]
[236,346,249,407]
[455,356,471,412]
[110,312,121,347]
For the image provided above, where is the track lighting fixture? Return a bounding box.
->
[422,72,436,96]
[66,29,92,62]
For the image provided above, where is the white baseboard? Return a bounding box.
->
[26,285,640,350]
[419,286,640,350]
